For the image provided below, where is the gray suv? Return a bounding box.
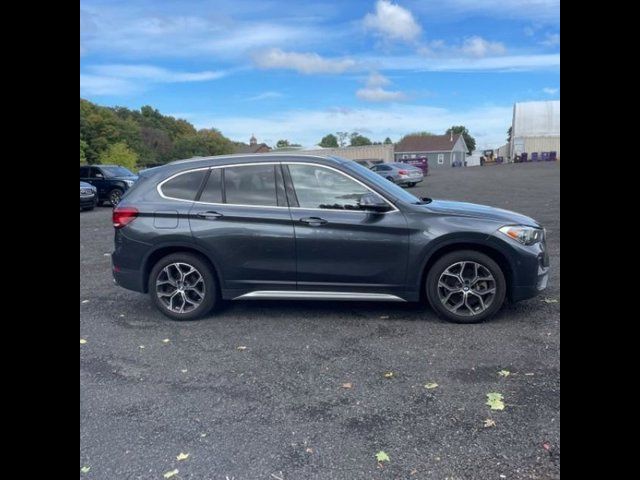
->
[112,154,548,323]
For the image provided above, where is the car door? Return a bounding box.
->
[188,163,296,296]
[88,166,108,198]
[283,162,409,296]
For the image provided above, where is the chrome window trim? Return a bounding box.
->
[157,161,399,213]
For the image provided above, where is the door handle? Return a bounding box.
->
[299,216,328,226]
[195,211,224,220]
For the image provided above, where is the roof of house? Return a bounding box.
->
[232,143,271,154]
[395,134,462,153]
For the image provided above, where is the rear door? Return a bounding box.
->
[188,163,296,296]
[284,163,409,296]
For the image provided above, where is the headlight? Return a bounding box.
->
[124,180,135,187]
[498,225,544,245]
[92,186,97,192]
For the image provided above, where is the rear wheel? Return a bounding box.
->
[148,253,218,321]
[407,182,416,187]
[386,176,395,183]
[426,250,506,323]
[108,188,124,207]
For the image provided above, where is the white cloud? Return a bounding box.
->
[188,103,513,150]
[253,48,356,74]
[363,0,422,42]
[541,33,560,47]
[245,91,284,101]
[364,53,558,72]
[460,36,506,58]
[80,74,141,96]
[543,87,558,95]
[411,0,559,23]
[356,72,406,102]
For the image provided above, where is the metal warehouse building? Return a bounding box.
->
[510,100,560,161]
[300,144,394,163]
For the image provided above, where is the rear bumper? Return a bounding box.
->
[112,261,146,293]
[397,176,424,185]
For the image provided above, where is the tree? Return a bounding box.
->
[98,142,138,171]
[276,139,290,148]
[398,131,434,143]
[336,131,349,147]
[383,137,393,144]
[349,132,372,146]
[507,126,512,144]
[319,134,339,148]
[446,126,476,155]
[80,139,88,164]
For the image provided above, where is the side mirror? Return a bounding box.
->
[358,192,391,212]
[95,173,104,179]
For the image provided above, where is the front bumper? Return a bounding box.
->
[80,194,97,208]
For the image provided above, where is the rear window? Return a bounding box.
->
[161,170,206,201]
[224,164,277,206]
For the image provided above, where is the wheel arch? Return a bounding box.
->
[420,241,514,302]
[141,243,221,294]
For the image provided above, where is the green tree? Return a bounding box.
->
[276,139,290,148]
[383,137,393,144]
[98,142,139,171]
[398,131,434,143]
[446,126,476,155]
[80,139,88,164]
[336,131,349,147]
[319,134,339,148]
[349,132,372,146]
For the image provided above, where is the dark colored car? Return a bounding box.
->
[370,162,424,187]
[79,165,138,207]
[80,181,97,211]
[111,154,549,324]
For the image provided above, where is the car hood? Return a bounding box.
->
[422,199,540,227]
[80,181,94,189]
[111,175,139,181]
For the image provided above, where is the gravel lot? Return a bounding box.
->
[80,162,560,480]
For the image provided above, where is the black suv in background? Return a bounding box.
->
[79,165,138,207]
[111,154,549,324]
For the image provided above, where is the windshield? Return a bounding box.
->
[339,159,422,204]
[101,166,135,177]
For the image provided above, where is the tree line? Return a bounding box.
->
[80,98,234,170]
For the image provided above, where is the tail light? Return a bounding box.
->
[398,169,409,175]
[113,207,138,228]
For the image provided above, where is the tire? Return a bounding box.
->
[108,188,124,207]
[148,253,219,321]
[386,176,395,183]
[426,250,506,324]
[407,182,416,187]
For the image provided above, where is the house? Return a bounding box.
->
[232,134,272,154]
[394,133,468,169]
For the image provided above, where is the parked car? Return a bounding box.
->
[80,181,97,211]
[79,165,138,207]
[111,154,549,324]
[370,162,424,187]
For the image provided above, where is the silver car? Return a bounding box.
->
[370,162,424,187]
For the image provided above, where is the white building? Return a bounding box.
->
[510,100,560,161]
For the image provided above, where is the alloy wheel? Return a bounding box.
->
[156,262,206,314]
[437,261,496,317]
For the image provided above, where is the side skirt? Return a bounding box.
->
[232,291,407,302]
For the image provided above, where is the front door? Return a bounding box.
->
[188,163,296,296]
[283,163,409,296]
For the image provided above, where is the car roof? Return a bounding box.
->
[168,153,346,167]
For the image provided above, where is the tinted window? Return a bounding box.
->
[80,167,89,178]
[288,164,373,210]
[101,166,134,177]
[161,170,206,201]
[199,168,223,204]
[224,164,277,206]
[340,160,421,205]
[90,167,104,178]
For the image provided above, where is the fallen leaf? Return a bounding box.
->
[341,383,352,389]
[162,339,170,343]
[236,346,247,351]
[103,253,110,256]
[375,451,390,462]
[524,373,535,376]
[542,441,552,452]
[486,392,505,410]
[384,372,394,378]
[498,370,510,377]
[200,433,207,437]
[119,314,125,318]
[305,447,313,454]
[500,475,507,479]
[542,297,558,303]
[181,369,188,373]
[80,466,90,473]
[424,382,438,389]
[176,452,190,461]
[81,300,90,304]
[163,469,179,478]
[139,345,145,349]
[80,339,87,345]
[483,418,496,428]
[410,469,418,475]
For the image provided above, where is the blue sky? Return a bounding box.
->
[80,0,559,150]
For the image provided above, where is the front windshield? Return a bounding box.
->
[102,166,134,177]
[339,159,422,204]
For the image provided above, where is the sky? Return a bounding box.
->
[80,0,560,150]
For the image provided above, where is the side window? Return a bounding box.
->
[80,167,89,178]
[161,170,206,201]
[437,154,444,165]
[224,164,277,206]
[199,169,223,204]
[90,167,104,178]
[288,164,373,210]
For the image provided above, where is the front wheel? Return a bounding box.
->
[386,176,395,184]
[108,188,124,207]
[426,250,506,323]
[148,253,219,321]
[407,182,416,187]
